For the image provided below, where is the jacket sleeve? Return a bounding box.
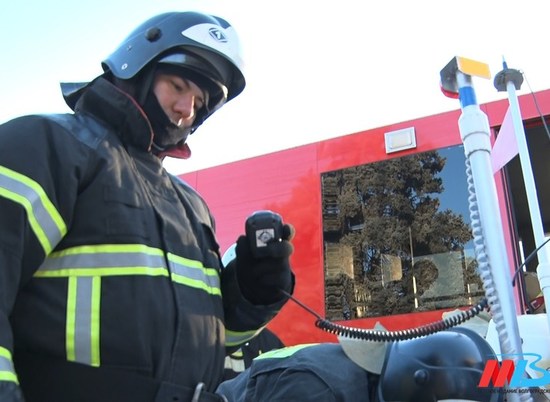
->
[170,175,289,350]
[0,115,91,400]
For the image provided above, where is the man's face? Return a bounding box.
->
[152,72,207,132]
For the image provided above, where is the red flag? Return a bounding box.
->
[491,106,518,173]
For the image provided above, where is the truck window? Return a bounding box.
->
[321,145,482,320]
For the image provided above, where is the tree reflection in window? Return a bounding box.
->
[321,146,483,320]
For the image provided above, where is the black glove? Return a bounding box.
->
[235,223,295,305]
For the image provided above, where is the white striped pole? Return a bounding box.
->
[441,57,525,401]
[495,61,550,331]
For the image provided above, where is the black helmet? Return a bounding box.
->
[377,327,501,402]
[102,11,245,127]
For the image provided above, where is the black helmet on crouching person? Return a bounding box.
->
[376,327,502,402]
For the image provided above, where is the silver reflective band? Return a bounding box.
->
[0,166,66,254]
[66,276,101,366]
[34,244,222,365]
[0,354,15,374]
[38,246,168,276]
[168,253,220,295]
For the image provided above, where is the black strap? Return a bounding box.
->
[14,351,224,402]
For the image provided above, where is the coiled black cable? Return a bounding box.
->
[316,298,487,341]
[281,290,488,342]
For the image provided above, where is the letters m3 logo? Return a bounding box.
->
[479,354,550,388]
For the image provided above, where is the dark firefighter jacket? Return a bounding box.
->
[0,77,287,401]
[216,343,375,402]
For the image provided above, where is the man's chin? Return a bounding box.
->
[156,126,191,148]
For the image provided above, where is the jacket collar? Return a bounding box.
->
[64,77,193,160]
[74,77,154,152]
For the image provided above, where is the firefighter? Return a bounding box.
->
[0,11,294,402]
[215,328,501,401]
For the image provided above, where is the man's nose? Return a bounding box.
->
[174,94,196,121]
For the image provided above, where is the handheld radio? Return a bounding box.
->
[245,210,284,258]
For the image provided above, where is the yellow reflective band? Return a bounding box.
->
[0,347,18,385]
[36,266,169,278]
[170,275,221,295]
[90,276,101,367]
[0,165,67,254]
[168,253,221,296]
[66,277,77,362]
[47,244,166,256]
[36,243,223,365]
[230,349,244,358]
[0,372,18,384]
[66,276,102,366]
[170,273,221,296]
[225,328,263,348]
[255,343,319,360]
[0,348,12,360]
[37,245,220,297]
[36,244,169,278]
[169,253,204,269]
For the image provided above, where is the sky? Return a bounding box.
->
[2,0,549,174]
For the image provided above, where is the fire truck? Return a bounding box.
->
[179,87,550,348]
